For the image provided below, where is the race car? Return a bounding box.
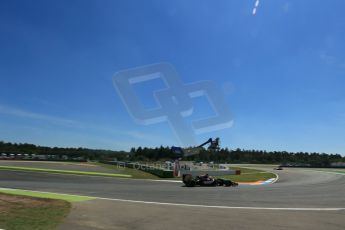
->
[182,174,238,187]
[274,166,283,170]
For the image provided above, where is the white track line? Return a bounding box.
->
[1,187,343,211]
[271,173,279,183]
[94,197,345,211]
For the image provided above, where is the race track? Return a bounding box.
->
[0,162,344,230]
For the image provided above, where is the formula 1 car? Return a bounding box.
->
[182,174,238,187]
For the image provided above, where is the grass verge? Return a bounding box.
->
[93,162,160,179]
[0,188,94,202]
[219,167,277,182]
[0,165,132,178]
[0,193,71,230]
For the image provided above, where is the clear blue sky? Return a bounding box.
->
[0,0,344,155]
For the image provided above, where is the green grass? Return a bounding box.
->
[0,189,94,202]
[0,193,71,230]
[0,165,132,178]
[219,166,277,182]
[219,172,276,182]
[93,162,160,179]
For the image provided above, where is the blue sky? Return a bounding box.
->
[0,0,345,155]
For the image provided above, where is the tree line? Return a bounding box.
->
[130,147,345,166]
[0,141,128,160]
[1,141,344,166]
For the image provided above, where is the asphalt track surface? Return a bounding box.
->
[0,162,344,230]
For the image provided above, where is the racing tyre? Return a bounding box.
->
[186,180,196,187]
[224,180,232,187]
[216,179,224,186]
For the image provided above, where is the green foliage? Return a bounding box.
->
[131,146,176,161]
[131,147,345,166]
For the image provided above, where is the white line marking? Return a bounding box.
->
[1,187,343,211]
[94,197,345,211]
[271,173,279,184]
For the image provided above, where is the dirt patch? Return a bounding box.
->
[0,193,67,208]
[0,193,71,230]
